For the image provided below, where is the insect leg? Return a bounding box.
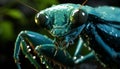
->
[73,36,95,64]
[74,51,95,64]
[13,31,53,69]
[13,32,22,69]
[35,44,74,67]
[20,40,41,69]
[92,26,119,60]
[73,37,83,59]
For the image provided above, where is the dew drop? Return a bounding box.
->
[42,61,46,64]
[28,49,31,52]
[111,7,115,10]
[83,43,87,47]
[73,56,77,60]
[115,34,118,37]
[33,56,36,59]
[46,65,49,69]
[110,32,112,34]
[81,56,84,59]
[82,12,85,16]
[88,47,91,51]
[25,55,27,58]
[27,45,30,48]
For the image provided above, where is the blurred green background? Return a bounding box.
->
[0,0,120,69]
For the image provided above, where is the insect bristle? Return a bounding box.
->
[80,0,88,9]
[16,0,39,13]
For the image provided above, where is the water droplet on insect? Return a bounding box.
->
[33,56,36,59]
[111,7,115,10]
[73,56,77,60]
[88,47,91,51]
[115,34,118,37]
[28,49,31,52]
[46,65,49,69]
[83,43,87,47]
[81,56,84,59]
[82,12,85,16]
[25,55,27,58]
[42,61,46,64]
[27,45,30,48]
[110,32,112,34]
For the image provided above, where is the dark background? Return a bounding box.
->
[0,0,120,69]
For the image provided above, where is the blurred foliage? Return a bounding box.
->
[0,21,14,40]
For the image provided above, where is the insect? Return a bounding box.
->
[13,1,120,69]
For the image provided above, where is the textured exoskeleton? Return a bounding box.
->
[13,3,120,69]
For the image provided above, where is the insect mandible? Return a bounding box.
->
[13,1,120,69]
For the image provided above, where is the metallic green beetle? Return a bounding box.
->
[13,3,120,69]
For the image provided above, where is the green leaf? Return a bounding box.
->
[36,0,59,10]
[6,9,27,24]
[7,9,24,19]
[0,21,15,40]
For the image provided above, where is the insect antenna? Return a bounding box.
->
[16,0,39,13]
[79,0,88,9]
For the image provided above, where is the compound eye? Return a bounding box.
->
[71,9,88,28]
[35,13,48,28]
